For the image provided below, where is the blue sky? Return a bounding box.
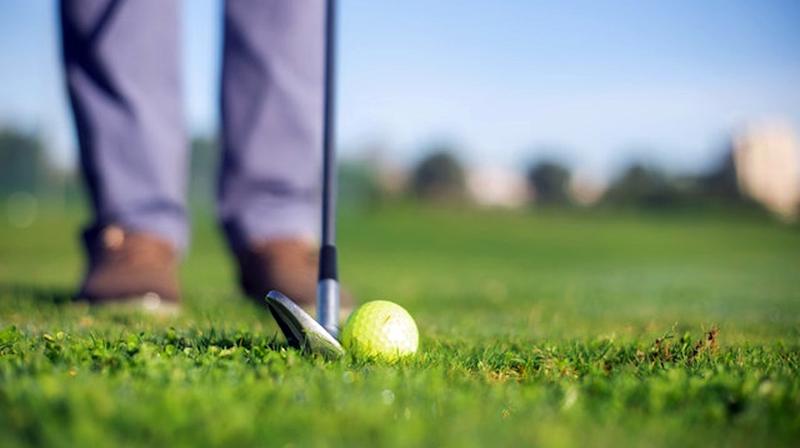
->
[1,0,798,179]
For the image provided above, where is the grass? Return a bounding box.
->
[1,204,799,447]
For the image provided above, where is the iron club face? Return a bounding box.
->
[265,290,345,359]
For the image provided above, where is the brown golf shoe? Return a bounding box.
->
[235,238,353,314]
[77,226,180,313]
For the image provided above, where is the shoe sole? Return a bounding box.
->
[83,292,181,316]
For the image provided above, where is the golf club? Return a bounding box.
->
[265,0,344,357]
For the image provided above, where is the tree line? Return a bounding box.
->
[0,127,758,212]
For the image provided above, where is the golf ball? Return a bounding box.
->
[341,300,419,361]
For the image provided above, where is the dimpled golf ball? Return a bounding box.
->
[341,300,419,361]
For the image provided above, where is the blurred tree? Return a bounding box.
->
[603,163,686,208]
[411,147,466,202]
[338,159,382,209]
[189,136,218,204]
[699,149,744,201]
[0,127,83,212]
[526,160,571,206]
[0,127,46,196]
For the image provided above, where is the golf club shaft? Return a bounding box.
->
[317,0,339,336]
[321,0,337,249]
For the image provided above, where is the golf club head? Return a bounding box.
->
[265,290,344,359]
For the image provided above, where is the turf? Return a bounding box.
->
[1,205,799,447]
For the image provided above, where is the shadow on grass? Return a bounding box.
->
[0,282,75,305]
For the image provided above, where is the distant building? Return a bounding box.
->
[375,165,408,197]
[568,171,607,206]
[466,166,529,208]
[361,144,409,196]
[732,121,800,221]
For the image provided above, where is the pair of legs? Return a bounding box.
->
[61,0,327,306]
[62,0,324,252]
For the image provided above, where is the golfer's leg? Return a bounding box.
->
[61,0,188,250]
[219,0,324,249]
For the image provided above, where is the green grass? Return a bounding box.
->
[1,205,799,447]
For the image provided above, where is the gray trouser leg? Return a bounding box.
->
[219,0,324,250]
[61,0,188,250]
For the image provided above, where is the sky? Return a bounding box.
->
[0,0,799,180]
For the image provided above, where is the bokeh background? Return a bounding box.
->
[1,3,799,446]
[1,0,799,222]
